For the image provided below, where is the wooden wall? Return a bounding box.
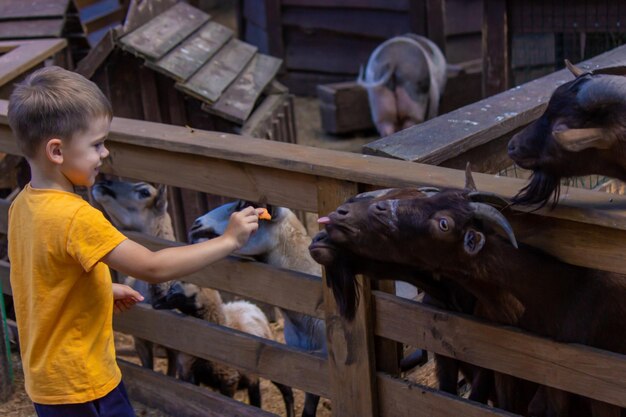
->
[239,0,483,95]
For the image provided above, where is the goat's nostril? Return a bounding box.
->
[190,221,202,230]
[508,140,517,153]
[336,206,349,216]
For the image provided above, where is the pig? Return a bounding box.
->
[357,34,447,137]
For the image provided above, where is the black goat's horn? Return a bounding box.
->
[467,191,511,208]
[577,75,626,109]
[469,203,518,249]
[565,59,586,77]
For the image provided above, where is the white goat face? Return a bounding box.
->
[189,201,282,257]
[92,180,167,233]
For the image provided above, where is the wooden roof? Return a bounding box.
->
[117,2,283,125]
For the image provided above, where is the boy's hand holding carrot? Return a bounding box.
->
[222,206,267,250]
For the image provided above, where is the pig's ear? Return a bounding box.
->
[553,127,616,151]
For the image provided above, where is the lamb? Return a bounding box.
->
[358,34,447,136]
[310,169,626,416]
[153,280,295,416]
[92,179,178,377]
[189,201,327,417]
[507,60,626,207]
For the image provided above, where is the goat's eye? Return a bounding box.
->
[439,218,449,231]
[137,189,151,198]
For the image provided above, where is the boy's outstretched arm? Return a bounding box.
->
[103,206,262,283]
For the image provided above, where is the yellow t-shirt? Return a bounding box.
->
[8,184,127,404]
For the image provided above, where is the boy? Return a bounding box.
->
[6,66,262,417]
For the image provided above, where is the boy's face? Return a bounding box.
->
[60,116,111,187]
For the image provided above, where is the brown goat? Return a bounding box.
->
[508,60,626,207]
[310,171,626,416]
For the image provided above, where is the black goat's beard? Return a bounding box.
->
[512,170,561,210]
[324,260,361,321]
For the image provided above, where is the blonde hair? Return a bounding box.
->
[7,66,112,158]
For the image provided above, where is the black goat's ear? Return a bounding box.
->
[463,229,485,256]
[154,184,168,213]
[553,128,615,152]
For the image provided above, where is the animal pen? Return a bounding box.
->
[2,42,626,416]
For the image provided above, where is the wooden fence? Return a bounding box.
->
[1,92,626,416]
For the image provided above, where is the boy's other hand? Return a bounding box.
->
[223,206,262,250]
[112,283,144,314]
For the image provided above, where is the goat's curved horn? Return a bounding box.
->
[565,59,586,77]
[467,191,511,208]
[464,162,477,191]
[469,203,518,249]
[577,75,626,108]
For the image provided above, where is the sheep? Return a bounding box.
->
[92,179,178,377]
[189,201,327,417]
[507,60,626,207]
[358,34,447,137]
[153,281,295,416]
[310,168,626,416]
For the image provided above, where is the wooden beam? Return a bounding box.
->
[114,304,329,397]
[374,292,626,408]
[318,178,378,417]
[482,0,509,96]
[377,373,517,417]
[119,360,277,417]
[125,231,324,319]
[0,39,67,87]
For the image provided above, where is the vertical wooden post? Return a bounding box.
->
[265,0,284,59]
[426,0,447,55]
[371,281,402,376]
[483,0,509,97]
[317,178,378,417]
[0,279,13,402]
[409,0,428,35]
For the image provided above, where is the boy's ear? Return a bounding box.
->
[45,138,64,164]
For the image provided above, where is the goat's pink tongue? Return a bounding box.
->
[318,216,331,224]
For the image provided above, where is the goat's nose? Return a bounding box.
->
[335,205,350,217]
[190,219,203,231]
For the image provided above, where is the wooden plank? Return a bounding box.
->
[425,0,446,54]
[114,303,329,397]
[118,2,210,61]
[79,1,126,34]
[125,231,324,318]
[284,27,380,74]
[318,178,377,417]
[280,71,353,96]
[317,82,374,134]
[0,0,69,20]
[375,292,626,408]
[177,38,257,103]
[75,29,115,78]
[147,21,233,82]
[0,20,65,40]
[281,7,409,40]
[241,92,289,138]
[119,360,278,417]
[282,0,409,11]
[205,54,282,124]
[364,44,626,165]
[445,0,482,36]
[377,374,517,417]
[120,0,178,36]
[264,0,284,59]
[482,0,509,96]
[0,39,67,87]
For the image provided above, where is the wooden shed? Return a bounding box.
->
[76,0,297,239]
[238,0,483,96]
[0,0,128,69]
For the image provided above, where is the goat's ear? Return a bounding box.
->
[463,229,485,256]
[553,127,616,152]
[154,184,168,213]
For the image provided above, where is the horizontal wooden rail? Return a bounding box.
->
[119,359,278,417]
[363,43,626,169]
[114,303,330,398]
[127,231,324,319]
[374,291,626,408]
[2,126,626,276]
[376,373,518,417]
